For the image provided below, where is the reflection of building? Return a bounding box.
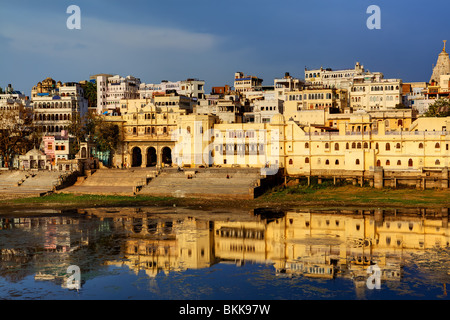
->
[2,207,449,296]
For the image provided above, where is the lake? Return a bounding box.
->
[0,206,449,301]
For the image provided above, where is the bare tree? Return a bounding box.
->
[0,105,35,168]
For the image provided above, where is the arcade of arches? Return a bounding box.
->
[130,145,173,168]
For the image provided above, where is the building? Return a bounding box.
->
[32,79,88,136]
[283,87,348,122]
[430,40,450,85]
[305,62,366,90]
[139,79,205,100]
[349,73,402,111]
[95,74,141,115]
[273,72,303,100]
[234,72,263,94]
[244,99,284,124]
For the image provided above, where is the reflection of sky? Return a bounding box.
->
[1,263,447,300]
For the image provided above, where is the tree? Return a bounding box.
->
[0,106,35,167]
[80,81,97,110]
[68,111,121,153]
[424,98,450,117]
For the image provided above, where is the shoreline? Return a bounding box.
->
[1,185,450,214]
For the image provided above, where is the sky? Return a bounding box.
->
[0,0,449,96]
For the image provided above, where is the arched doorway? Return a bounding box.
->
[147,147,157,167]
[132,147,142,167]
[161,147,172,166]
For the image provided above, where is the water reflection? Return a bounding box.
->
[0,207,449,299]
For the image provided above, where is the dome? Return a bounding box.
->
[270,113,285,125]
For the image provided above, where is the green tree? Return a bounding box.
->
[80,81,97,110]
[424,98,450,117]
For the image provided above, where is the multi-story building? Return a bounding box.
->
[283,87,348,121]
[273,72,303,100]
[31,78,88,136]
[234,72,263,94]
[244,99,284,123]
[139,79,205,100]
[0,85,31,111]
[349,73,402,111]
[95,74,141,115]
[305,62,366,90]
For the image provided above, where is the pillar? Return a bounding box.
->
[373,167,384,189]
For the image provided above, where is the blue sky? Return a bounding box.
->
[0,0,449,95]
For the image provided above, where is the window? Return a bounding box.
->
[386,143,390,151]
[376,160,381,167]
[397,160,402,166]
[408,159,413,167]
[305,157,310,164]
[325,159,330,165]
[289,159,293,165]
[386,160,390,166]
[435,159,441,165]
[396,143,401,149]
[435,143,440,148]
[305,142,309,148]
[335,143,339,151]
[356,159,360,165]
[419,143,424,149]
[335,159,339,165]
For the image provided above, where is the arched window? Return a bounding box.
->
[325,159,330,165]
[346,143,349,150]
[335,143,339,151]
[435,159,441,165]
[376,160,381,167]
[396,143,401,149]
[325,142,329,149]
[305,157,310,164]
[335,159,339,165]
[419,143,424,149]
[356,159,360,165]
[397,160,402,166]
[357,142,362,149]
[435,142,440,148]
[386,143,390,151]
[289,159,293,165]
[352,142,356,149]
[386,160,390,166]
[408,159,413,167]
[305,142,309,148]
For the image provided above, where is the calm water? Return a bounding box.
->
[0,206,449,300]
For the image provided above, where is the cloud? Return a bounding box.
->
[0,15,220,59]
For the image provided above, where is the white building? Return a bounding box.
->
[32,81,88,136]
[95,74,141,115]
[244,99,284,123]
[274,72,303,100]
[140,79,205,100]
[350,73,402,111]
[0,85,31,111]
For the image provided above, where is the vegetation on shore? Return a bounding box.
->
[2,180,450,211]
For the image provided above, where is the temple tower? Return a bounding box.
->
[430,40,450,85]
